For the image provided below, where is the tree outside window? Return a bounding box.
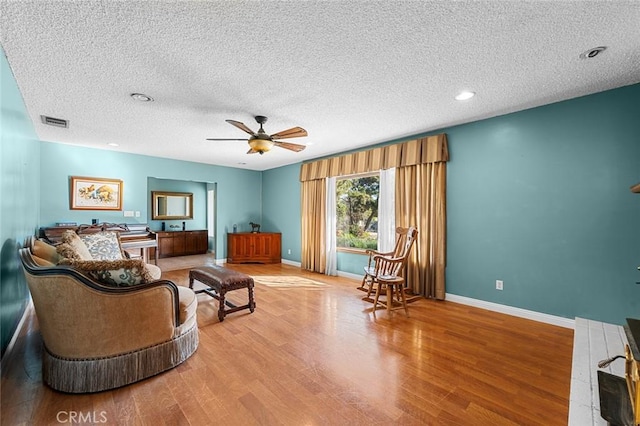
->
[336,174,379,250]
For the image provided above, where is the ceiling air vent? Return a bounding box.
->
[40,115,69,128]
[579,46,607,60]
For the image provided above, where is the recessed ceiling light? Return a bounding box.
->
[579,46,607,60]
[455,91,475,101]
[130,93,154,102]
[107,143,119,147]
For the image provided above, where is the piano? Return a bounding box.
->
[40,223,158,264]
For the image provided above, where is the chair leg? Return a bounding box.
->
[394,284,402,302]
[372,280,408,316]
[357,275,368,292]
[366,277,376,298]
[373,282,383,310]
[385,283,393,313]
[358,275,375,297]
[397,284,409,317]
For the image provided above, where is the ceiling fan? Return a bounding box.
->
[207,115,307,155]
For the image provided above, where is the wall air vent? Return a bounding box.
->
[40,115,69,128]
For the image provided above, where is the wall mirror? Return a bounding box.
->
[151,191,193,220]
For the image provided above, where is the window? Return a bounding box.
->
[207,188,215,238]
[336,173,379,250]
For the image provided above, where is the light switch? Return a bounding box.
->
[123,211,134,217]
[135,211,141,217]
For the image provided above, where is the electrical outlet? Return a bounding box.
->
[496,280,503,290]
[287,249,292,255]
[135,211,141,217]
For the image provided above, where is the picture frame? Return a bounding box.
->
[70,176,123,210]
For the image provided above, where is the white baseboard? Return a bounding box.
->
[215,258,226,265]
[445,293,575,329]
[337,270,362,281]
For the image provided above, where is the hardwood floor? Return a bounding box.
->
[1,260,573,425]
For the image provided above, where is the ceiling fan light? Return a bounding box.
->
[248,138,274,154]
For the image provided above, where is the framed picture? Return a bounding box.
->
[70,176,123,210]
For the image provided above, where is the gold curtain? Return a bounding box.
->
[300,134,448,181]
[301,178,327,272]
[300,133,448,282]
[396,162,447,299]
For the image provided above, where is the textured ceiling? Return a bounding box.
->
[1,1,639,171]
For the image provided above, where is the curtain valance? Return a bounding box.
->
[299,133,448,181]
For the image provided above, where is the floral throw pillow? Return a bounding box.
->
[59,258,153,287]
[79,231,124,260]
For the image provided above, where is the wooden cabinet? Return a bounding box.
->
[227,232,281,264]
[157,230,208,258]
[185,231,207,254]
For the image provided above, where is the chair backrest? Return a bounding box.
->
[391,226,418,259]
[376,226,418,277]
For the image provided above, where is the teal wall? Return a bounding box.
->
[263,84,640,324]
[446,84,640,324]
[336,251,368,275]
[38,142,262,258]
[148,177,207,231]
[1,47,40,355]
[262,163,302,262]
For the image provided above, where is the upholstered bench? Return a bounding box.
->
[188,265,255,322]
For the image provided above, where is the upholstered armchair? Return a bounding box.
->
[19,237,198,393]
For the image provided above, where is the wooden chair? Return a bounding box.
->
[371,255,411,316]
[358,227,418,314]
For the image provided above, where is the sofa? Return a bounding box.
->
[19,235,199,393]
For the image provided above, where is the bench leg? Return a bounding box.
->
[248,284,256,312]
[218,289,227,322]
[190,275,255,321]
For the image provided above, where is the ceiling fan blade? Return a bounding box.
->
[226,119,257,136]
[270,126,307,139]
[246,148,259,154]
[206,138,249,141]
[272,140,306,152]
